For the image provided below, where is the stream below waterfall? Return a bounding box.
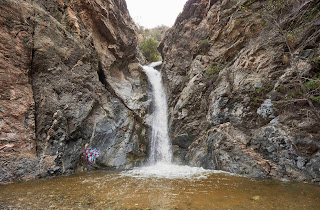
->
[1,170,320,209]
[1,63,320,209]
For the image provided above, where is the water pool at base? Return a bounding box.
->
[1,169,320,209]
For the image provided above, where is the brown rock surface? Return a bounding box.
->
[0,0,38,183]
[0,0,149,183]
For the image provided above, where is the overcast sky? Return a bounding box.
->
[126,0,188,28]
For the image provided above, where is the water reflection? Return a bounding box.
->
[1,170,320,209]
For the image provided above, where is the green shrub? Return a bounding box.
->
[287,89,303,98]
[139,37,161,62]
[311,56,320,70]
[304,80,320,90]
[199,39,210,54]
[199,39,210,48]
[265,0,293,13]
[304,74,320,105]
[276,85,286,93]
[249,82,274,107]
[310,95,320,104]
[137,25,169,42]
[206,64,222,78]
[304,3,320,20]
[312,56,320,64]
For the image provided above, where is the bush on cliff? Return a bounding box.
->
[137,24,169,42]
[139,37,161,62]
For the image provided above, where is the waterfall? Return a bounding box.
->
[142,62,172,164]
[123,62,214,179]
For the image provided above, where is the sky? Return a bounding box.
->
[125,0,188,28]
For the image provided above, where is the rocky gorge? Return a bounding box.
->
[1,0,320,184]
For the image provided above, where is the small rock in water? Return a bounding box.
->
[251,196,260,201]
[109,201,116,204]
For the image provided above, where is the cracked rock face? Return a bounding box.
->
[160,0,320,182]
[0,0,149,183]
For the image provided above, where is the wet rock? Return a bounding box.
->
[48,166,62,175]
[172,134,195,149]
[251,196,260,201]
[172,145,188,165]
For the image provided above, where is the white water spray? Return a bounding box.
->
[143,62,172,164]
[123,62,227,179]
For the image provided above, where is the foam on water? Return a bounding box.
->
[148,61,163,68]
[122,162,211,179]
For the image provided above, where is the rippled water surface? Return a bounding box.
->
[1,169,320,209]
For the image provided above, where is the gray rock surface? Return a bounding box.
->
[0,0,149,183]
[160,0,320,182]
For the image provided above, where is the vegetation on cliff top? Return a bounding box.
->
[137,25,168,62]
[139,37,161,62]
[137,25,169,42]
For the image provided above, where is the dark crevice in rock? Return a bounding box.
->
[97,61,106,86]
[295,139,320,157]
[96,63,145,125]
[29,0,38,156]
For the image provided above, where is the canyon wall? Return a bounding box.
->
[2,0,320,184]
[0,0,149,183]
[160,0,320,182]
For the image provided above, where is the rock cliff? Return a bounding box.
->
[160,0,320,182]
[2,0,320,184]
[0,0,149,183]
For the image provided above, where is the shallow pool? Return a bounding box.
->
[1,169,320,209]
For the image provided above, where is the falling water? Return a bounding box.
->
[143,61,172,164]
[122,62,221,179]
[122,62,217,179]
